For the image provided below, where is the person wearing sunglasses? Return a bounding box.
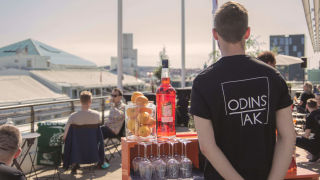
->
[101,88,126,139]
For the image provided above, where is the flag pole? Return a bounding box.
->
[212,0,217,63]
[117,0,123,90]
[181,0,186,88]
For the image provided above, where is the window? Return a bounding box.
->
[273,39,278,46]
[289,38,292,45]
[280,38,284,45]
[285,46,289,55]
[301,37,304,44]
[293,45,297,52]
[297,52,302,57]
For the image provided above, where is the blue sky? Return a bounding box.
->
[0,0,317,68]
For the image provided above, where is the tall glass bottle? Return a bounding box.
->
[156,59,176,138]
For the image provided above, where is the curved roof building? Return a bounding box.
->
[0,39,96,68]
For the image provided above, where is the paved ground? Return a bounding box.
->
[26,127,320,180]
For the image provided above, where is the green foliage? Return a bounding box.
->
[271,46,280,55]
[153,65,162,80]
[205,35,264,68]
[245,35,263,57]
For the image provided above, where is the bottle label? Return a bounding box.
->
[161,102,173,122]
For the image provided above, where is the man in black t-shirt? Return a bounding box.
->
[0,125,26,180]
[297,82,315,113]
[296,98,320,162]
[190,2,296,180]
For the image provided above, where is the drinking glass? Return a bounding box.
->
[180,140,192,178]
[161,141,169,163]
[152,140,166,179]
[139,141,153,180]
[149,139,157,162]
[166,139,180,179]
[174,139,182,162]
[132,141,142,177]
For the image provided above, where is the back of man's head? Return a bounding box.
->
[258,51,276,67]
[0,125,22,164]
[80,91,92,105]
[214,1,248,43]
[307,98,318,110]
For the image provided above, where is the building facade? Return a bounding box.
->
[270,34,305,81]
[110,33,138,76]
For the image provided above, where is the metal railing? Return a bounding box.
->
[0,96,110,132]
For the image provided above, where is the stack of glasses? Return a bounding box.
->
[131,138,193,180]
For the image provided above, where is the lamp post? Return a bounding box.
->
[181,0,186,88]
[117,0,123,90]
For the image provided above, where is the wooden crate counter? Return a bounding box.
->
[121,133,320,180]
[121,133,199,180]
[285,168,320,180]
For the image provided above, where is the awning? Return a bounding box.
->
[275,54,303,66]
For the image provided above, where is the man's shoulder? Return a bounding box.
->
[0,163,25,180]
[88,109,100,117]
[312,109,320,116]
[88,109,99,114]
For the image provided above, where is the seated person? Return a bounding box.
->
[296,98,320,162]
[0,125,26,180]
[316,93,320,109]
[297,82,315,113]
[64,91,109,173]
[101,88,126,139]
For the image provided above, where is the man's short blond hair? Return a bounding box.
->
[0,125,22,158]
[80,91,92,105]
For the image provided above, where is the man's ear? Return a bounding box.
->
[244,27,251,39]
[13,148,21,159]
[213,28,219,40]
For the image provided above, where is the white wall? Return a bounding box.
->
[0,55,50,69]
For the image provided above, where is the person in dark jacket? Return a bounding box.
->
[296,98,320,162]
[0,124,26,180]
[297,82,315,113]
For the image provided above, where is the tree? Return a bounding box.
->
[153,65,162,80]
[204,35,264,68]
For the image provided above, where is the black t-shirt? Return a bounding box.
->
[305,109,320,140]
[0,162,26,180]
[300,92,315,109]
[190,55,292,180]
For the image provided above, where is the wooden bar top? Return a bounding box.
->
[285,168,319,180]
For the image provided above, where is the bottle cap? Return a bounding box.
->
[162,59,168,68]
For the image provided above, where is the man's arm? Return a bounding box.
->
[63,117,72,142]
[268,106,296,180]
[194,115,244,180]
[303,129,311,138]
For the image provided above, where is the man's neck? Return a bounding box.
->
[309,108,318,113]
[81,106,90,111]
[0,158,12,166]
[218,39,246,57]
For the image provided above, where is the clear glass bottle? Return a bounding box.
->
[156,59,176,138]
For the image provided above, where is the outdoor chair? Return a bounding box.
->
[63,124,105,171]
[104,123,125,162]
